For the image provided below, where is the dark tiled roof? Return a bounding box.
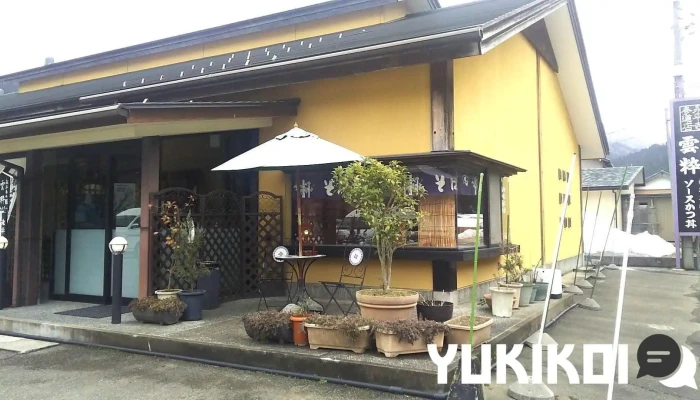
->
[0,0,402,85]
[0,0,548,118]
[582,166,644,190]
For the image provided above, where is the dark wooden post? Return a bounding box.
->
[15,151,42,306]
[430,60,454,152]
[139,137,160,298]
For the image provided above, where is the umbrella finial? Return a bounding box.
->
[294,122,299,128]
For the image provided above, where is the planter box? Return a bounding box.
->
[445,316,493,348]
[375,329,444,358]
[305,323,372,353]
[132,309,182,325]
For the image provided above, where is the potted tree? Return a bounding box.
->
[153,200,187,300]
[497,240,524,309]
[333,159,425,321]
[304,314,373,353]
[129,296,186,325]
[171,212,209,321]
[242,311,294,344]
[488,268,515,318]
[373,319,449,358]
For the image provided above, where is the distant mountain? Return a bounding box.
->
[609,143,669,178]
[608,141,638,158]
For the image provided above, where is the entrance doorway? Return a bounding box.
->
[44,141,141,304]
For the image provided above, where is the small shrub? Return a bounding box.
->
[128,297,186,314]
[374,319,449,345]
[242,311,291,342]
[304,315,372,341]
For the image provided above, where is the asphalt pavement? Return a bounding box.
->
[0,344,418,400]
[485,267,700,400]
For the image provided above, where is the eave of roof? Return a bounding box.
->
[0,100,300,139]
[568,0,609,156]
[376,150,526,177]
[0,0,399,85]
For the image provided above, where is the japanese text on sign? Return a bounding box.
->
[0,171,18,237]
[673,100,700,234]
[680,104,700,133]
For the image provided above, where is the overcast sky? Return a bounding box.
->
[1,0,698,148]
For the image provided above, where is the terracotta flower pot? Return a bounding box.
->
[356,289,419,321]
[305,323,372,353]
[483,293,493,309]
[375,329,445,358]
[445,316,493,348]
[290,314,311,346]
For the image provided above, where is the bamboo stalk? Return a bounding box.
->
[468,173,484,349]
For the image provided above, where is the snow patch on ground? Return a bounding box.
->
[584,227,675,258]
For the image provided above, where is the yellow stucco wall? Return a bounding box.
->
[19,3,409,92]
[456,257,500,289]
[254,64,431,242]
[538,57,581,263]
[453,33,582,269]
[250,64,432,290]
[453,34,543,270]
[304,259,433,291]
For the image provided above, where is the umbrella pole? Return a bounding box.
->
[296,171,303,256]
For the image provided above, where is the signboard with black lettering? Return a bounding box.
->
[671,98,700,235]
[0,171,17,237]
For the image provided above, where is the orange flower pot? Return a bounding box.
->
[290,314,311,346]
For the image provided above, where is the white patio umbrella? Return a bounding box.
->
[213,124,363,255]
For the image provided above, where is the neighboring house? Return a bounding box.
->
[581,166,645,254]
[0,0,609,307]
[628,170,674,241]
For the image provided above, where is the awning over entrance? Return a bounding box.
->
[0,99,299,153]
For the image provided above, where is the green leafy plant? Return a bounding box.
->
[373,319,449,345]
[293,295,313,316]
[333,158,425,293]
[242,311,292,342]
[154,198,209,290]
[128,296,186,314]
[304,314,373,341]
[498,239,523,284]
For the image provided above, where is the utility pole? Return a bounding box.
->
[674,0,685,98]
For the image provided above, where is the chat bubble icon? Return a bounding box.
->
[659,345,698,390]
[636,334,682,379]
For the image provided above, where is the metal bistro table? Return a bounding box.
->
[275,254,326,305]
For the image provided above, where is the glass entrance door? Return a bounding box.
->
[48,141,142,303]
[68,157,108,298]
[111,155,141,299]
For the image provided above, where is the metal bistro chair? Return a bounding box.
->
[257,246,298,311]
[320,245,371,316]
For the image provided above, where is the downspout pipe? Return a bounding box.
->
[0,329,448,400]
